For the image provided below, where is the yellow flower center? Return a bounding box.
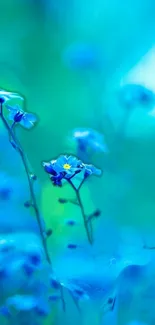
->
[63,163,71,170]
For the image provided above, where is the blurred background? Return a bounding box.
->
[1,0,155,324]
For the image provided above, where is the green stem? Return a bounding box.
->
[0,103,51,265]
[67,179,93,245]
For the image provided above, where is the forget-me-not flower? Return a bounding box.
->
[72,127,108,153]
[43,154,102,187]
[119,83,155,108]
[43,155,82,178]
[6,104,37,129]
[6,294,38,311]
[0,89,23,104]
[82,163,102,177]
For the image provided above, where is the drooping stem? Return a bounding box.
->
[59,285,66,312]
[0,103,51,265]
[67,178,93,245]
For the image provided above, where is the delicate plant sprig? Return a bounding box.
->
[43,155,102,245]
[0,94,51,265]
[66,177,93,244]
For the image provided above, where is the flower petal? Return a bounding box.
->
[6,104,20,112]
[25,113,37,123]
[20,116,35,129]
[42,162,57,175]
[83,163,102,176]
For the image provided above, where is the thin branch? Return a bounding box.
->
[0,103,51,265]
[66,178,93,244]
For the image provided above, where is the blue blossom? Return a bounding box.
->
[119,83,155,108]
[0,89,23,103]
[22,250,42,277]
[72,127,108,153]
[6,295,38,311]
[43,155,102,189]
[43,155,82,179]
[27,252,41,266]
[6,104,37,129]
[82,163,102,177]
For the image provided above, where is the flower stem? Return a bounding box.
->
[0,103,51,265]
[67,179,93,245]
[60,286,66,312]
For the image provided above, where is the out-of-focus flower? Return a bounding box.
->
[6,294,50,317]
[0,172,31,205]
[62,42,98,70]
[82,163,102,177]
[72,127,108,154]
[6,105,37,129]
[119,83,155,108]
[0,89,23,104]
[6,294,38,311]
[22,249,42,277]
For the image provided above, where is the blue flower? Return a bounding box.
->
[6,295,38,311]
[82,163,102,177]
[27,252,41,266]
[72,128,108,153]
[43,155,82,179]
[119,83,155,108]
[0,89,23,104]
[6,104,37,129]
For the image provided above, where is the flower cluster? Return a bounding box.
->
[43,155,101,187]
[0,88,103,317]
